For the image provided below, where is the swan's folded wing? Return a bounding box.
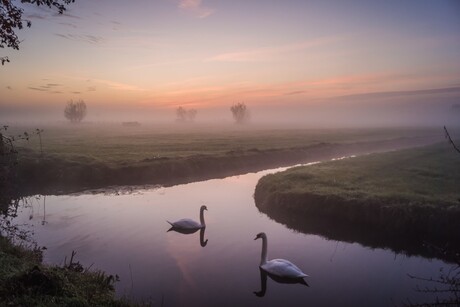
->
[262,259,308,278]
[171,218,202,229]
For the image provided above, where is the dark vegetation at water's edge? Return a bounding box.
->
[254,142,460,263]
[17,135,439,196]
[0,236,132,306]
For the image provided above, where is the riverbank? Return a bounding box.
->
[16,134,440,195]
[0,236,130,306]
[254,142,460,260]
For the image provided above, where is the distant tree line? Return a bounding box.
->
[176,107,197,123]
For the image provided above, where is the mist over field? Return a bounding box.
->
[2,85,459,127]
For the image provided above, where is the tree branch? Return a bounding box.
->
[444,126,460,154]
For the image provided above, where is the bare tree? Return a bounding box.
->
[176,107,187,122]
[1,0,75,65]
[230,102,249,124]
[187,109,197,122]
[176,107,198,123]
[64,100,87,123]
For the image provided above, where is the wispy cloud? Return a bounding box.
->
[55,33,104,45]
[27,82,64,94]
[92,79,147,92]
[178,0,215,18]
[206,37,341,62]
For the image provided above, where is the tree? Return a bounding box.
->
[230,102,249,124]
[1,0,75,65]
[187,109,197,122]
[64,99,87,123]
[176,106,187,122]
[175,106,198,123]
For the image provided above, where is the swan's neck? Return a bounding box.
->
[200,208,206,227]
[260,236,268,266]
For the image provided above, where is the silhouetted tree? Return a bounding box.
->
[187,109,197,122]
[176,106,197,123]
[230,102,249,124]
[1,0,75,65]
[176,107,187,122]
[64,100,87,123]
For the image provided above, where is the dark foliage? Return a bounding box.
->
[1,0,74,64]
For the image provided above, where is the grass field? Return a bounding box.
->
[8,123,442,165]
[254,142,460,251]
[2,123,449,195]
[256,142,460,206]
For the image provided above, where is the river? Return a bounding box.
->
[13,161,450,306]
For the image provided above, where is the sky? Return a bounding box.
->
[1,0,460,125]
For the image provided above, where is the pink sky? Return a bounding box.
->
[1,0,459,124]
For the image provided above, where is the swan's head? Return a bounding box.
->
[200,205,208,211]
[254,232,266,240]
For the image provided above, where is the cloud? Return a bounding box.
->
[55,33,104,45]
[59,22,78,29]
[178,0,215,18]
[92,79,147,92]
[285,90,308,96]
[26,13,46,20]
[28,87,48,92]
[335,86,460,101]
[207,37,340,62]
[27,82,63,93]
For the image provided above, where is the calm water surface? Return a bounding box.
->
[15,163,449,307]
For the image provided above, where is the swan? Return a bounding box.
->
[254,232,308,284]
[167,205,207,231]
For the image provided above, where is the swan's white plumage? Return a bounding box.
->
[167,205,207,231]
[255,232,308,280]
[261,259,308,278]
[167,218,202,230]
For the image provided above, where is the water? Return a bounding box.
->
[14,164,451,306]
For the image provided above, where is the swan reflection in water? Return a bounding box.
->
[254,268,309,297]
[167,226,208,247]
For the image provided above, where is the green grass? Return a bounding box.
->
[8,123,441,166]
[259,143,460,207]
[254,142,460,242]
[0,236,132,307]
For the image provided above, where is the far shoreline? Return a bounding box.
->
[254,142,460,262]
[16,135,440,196]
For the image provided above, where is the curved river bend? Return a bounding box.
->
[14,162,449,306]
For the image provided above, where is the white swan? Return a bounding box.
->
[167,205,207,231]
[254,232,308,281]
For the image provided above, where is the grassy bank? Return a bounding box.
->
[0,236,130,306]
[8,124,442,194]
[254,142,460,259]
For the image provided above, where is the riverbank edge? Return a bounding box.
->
[253,143,460,261]
[16,135,440,195]
[0,236,132,306]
